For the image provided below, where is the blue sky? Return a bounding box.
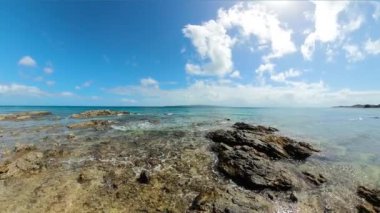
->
[1,1,380,106]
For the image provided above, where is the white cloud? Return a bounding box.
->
[218,3,296,60]
[183,20,234,77]
[46,80,55,86]
[183,2,296,77]
[255,63,275,76]
[140,77,159,88]
[18,56,37,67]
[270,68,302,82]
[75,81,93,90]
[0,83,46,96]
[229,71,241,78]
[301,1,349,60]
[364,38,380,55]
[108,80,380,107]
[343,44,365,62]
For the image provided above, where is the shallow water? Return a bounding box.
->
[0,106,379,212]
[0,106,379,185]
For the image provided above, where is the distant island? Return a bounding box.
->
[335,104,380,108]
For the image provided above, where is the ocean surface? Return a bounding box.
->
[1,106,380,185]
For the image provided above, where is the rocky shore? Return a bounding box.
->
[0,111,52,121]
[70,110,129,119]
[0,113,379,212]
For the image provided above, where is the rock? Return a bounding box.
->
[67,120,116,130]
[0,111,52,121]
[190,190,216,211]
[1,148,44,178]
[207,123,319,161]
[302,171,327,186]
[289,192,298,202]
[357,186,380,212]
[216,145,295,191]
[233,122,278,133]
[207,122,319,193]
[70,110,129,119]
[66,134,75,140]
[137,170,150,184]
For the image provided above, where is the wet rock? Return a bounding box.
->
[233,122,278,133]
[67,120,116,130]
[357,186,380,212]
[137,170,150,184]
[302,171,327,186]
[66,133,75,140]
[0,111,52,121]
[70,110,129,119]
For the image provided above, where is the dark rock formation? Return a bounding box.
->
[137,170,150,184]
[302,171,327,186]
[70,110,129,119]
[357,186,380,213]
[207,122,321,192]
[0,111,52,121]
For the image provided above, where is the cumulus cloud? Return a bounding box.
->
[270,68,302,82]
[364,38,380,55]
[343,44,365,62]
[140,77,159,88]
[301,1,349,60]
[108,80,380,107]
[218,3,296,60]
[373,1,380,21]
[183,2,295,77]
[183,20,235,77]
[18,56,37,67]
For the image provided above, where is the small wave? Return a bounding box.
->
[165,113,173,116]
[111,121,156,131]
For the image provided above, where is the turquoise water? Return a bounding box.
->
[1,106,380,166]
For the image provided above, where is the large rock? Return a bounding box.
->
[70,110,129,119]
[0,111,52,121]
[357,186,380,213]
[207,122,320,192]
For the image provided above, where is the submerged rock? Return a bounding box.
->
[0,111,52,121]
[70,110,129,119]
[137,170,150,184]
[207,122,320,193]
[357,186,380,213]
[67,120,116,130]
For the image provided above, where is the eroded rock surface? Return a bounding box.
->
[207,122,321,192]
[357,186,380,213]
[67,120,116,130]
[0,111,52,121]
[70,110,129,119]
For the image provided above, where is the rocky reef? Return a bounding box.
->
[0,120,379,212]
[70,110,129,119]
[0,111,52,121]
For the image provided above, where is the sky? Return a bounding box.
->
[0,0,380,107]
